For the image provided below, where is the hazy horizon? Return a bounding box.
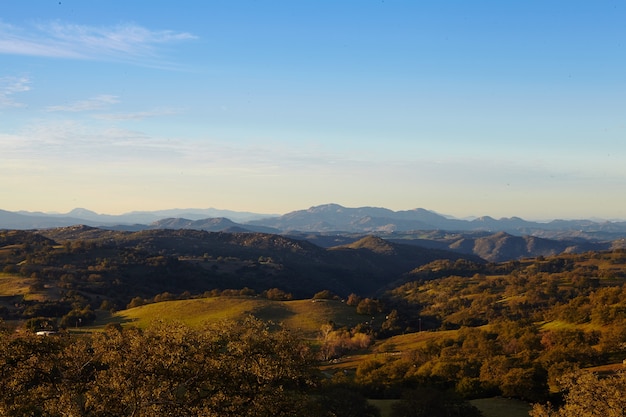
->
[2,2,625,220]
[5,203,625,223]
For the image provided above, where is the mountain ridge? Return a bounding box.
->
[3,204,626,241]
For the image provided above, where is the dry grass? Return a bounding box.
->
[111,297,267,328]
[540,319,604,333]
[374,329,458,353]
[106,297,378,340]
[0,273,34,296]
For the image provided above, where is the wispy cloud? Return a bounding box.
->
[46,94,120,112]
[2,120,181,162]
[0,76,31,108]
[0,20,196,65]
[93,108,179,120]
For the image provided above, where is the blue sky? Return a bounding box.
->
[1,1,625,220]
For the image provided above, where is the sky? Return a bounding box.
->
[1,1,626,220]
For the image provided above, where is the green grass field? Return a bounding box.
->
[104,297,381,340]
[0,272,34,297]
[0,272,55,302]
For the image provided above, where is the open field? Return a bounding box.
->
[540,319,604,333]
[100,297,383,340]
[0,272,35,297]
[0,272,53,302]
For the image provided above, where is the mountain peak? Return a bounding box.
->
[342,235,397,255]
[67,208,99,217]
[307,203,346,212]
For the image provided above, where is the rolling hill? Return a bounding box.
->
[106,297,379,340]
[0,227,481,318]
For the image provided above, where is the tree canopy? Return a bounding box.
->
[0,317,317,417]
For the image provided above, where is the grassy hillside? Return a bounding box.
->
[0,273,35,297]
[104,297,383,340]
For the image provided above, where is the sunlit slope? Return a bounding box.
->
[112,297,380,338]
[0,273,34,296]
[0,273,54,302]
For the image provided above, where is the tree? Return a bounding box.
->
[380,309,403,337]
[531,371,626,417]
[356,298,382,315]
[264,287,293,300]
[346,293,362,306]
[313,290,337,300]
[127,296,145,308]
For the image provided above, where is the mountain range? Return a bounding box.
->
[3,204,626,262]
[3,203,626,237]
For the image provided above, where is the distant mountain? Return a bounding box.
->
[126,208,276,223]
[150,217,279,234]
[386,231,619,262]
[0,209,89,229]
[0,208,275,230]
[4,203,626,245]
[246,204,626,239]
[245,204,462,232]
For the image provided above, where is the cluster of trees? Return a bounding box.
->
[386,252,626,334]
[351,318,604,401]
[334,251,626,411]
[530,371,626,417]
[319,322,374,361]
[0,318,325,417]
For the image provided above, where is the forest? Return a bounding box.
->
[2,228,626,416]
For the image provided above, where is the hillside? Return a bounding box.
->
[107,297,380,340]
[0,227,478,320]
[389,230,619,262]
[149,217,279,233]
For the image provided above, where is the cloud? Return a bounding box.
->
[0,76,31,108]
[93,108,179,120]
[0,20,196,65]
[14,121,165,150]
[46,94,120,112]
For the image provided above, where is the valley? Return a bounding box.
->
[2,225,626,416]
